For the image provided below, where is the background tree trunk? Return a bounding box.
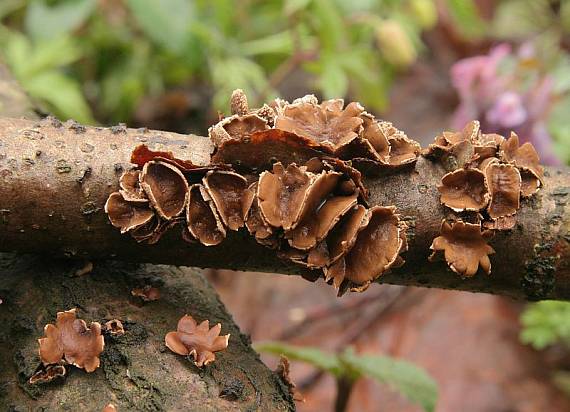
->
[0,63,295,412]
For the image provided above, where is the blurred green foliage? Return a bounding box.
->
[255,341,438,412]
[520,300,570,350]
[0,0,440,124]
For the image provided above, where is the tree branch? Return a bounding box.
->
[1,117,569,301]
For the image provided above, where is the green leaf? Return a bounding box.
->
[491,0,552,39]
[317,58,348,99]
[24,71,94,124]
[520,300,570,349]
[240,31,293,56]
[0,0,25,20]
[445,0,487,39]
[126,0,193,54]
[284,0,312,16]
[254,342,343,377]
[25,0,96,41]
[340,348,438,412]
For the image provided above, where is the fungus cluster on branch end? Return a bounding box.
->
[106,90,413,295]
[423,121,544,277]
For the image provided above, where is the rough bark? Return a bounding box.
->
[0,65,294,411]
[0,119,569,301]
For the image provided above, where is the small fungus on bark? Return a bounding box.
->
[274,98,364,154]
[203,170,253,231]
[210,128,325,170]
[102,404,117,412]
[104,192,154,234]
[245,184,278,247]
[257,163,314,230]
[104,319,125,336]
[28,364,66,385]
[276,355,304,402]
[325,206,407,292]
[230,88,249,116]
[499,132,543,194]
[140,160,189,220]
[209,114,269,146]
[118,170,147,203]
[186,184,226,246]
[286,193,358,250]
[38,308,105,372]
[131,285,161,302]
[438,168,489,212]
[165,314,230,367]
[485,162,521,221]
[429,220,495,277]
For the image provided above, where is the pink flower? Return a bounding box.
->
[485,92,527,128]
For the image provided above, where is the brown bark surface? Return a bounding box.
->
[1,118,569,301]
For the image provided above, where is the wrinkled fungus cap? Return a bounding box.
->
[485,162,521,220]
[186,184,226,246]
[165,314,230,367]
[274,98,364,153]
[38,308,105,372]
[119,170,147,203]
[209,114,269,146]
[325,206,406,289]
[210,128,326,171]
[203,171,253,231]
[104,192,154,234]
[140,161,189,220]
[438,169,489,212]
[429,220,495,277]
[257,163,315,230]
[286,193,358,251]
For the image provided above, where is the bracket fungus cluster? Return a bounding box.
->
[165,314,230,367]
[106,90,414,295]
[424,121,544,277]
[209,89,420,172]
[37,308,105,374]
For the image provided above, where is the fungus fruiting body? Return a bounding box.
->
[105,91,547,293]
[29,364,66,385]
[105,192,154,234]
[438,168,489,212]
[186,184,226,246]
[140,160,189,220]
[38,308,105,372]
[165,315,230,367]
[325,206,406,291]
[424,121,544,276]
[430,220,495,277]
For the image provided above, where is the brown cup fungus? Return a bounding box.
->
[186,184,226,246]
[325,206,407,292]
[140,160,189,220]
[38,308,105,372]
[438,168,489,212]
[429,220,495,277]
[203,170,254,231]
[423,121,545,276]
[105,192,154,234]
[165,314,230,367]
[209,91,420,172]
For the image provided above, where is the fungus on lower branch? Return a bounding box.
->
[165,314,230,367]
